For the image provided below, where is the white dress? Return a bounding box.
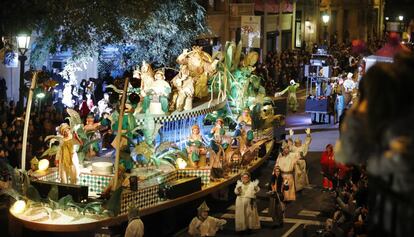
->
[234,180,261,231]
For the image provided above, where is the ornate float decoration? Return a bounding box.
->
[6,41,284,236]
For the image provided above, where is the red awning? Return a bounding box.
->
[254,0,294,13]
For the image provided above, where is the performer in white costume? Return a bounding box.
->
[234,172,261,232]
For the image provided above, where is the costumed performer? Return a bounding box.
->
[56,123,81,184]
[125,206,144,237]
[186,125,205,168]
[234,172,261,232]
[275,80,300,112]
[275,141,301,201]
[188,201,227,237]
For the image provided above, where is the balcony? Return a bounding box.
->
[229,3,255,17]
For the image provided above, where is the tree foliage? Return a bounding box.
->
[1,0,208,69]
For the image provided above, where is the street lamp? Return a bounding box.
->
[398,15,404,21]
[16,34,31,114]
[322,14,330,44]
[322,14,330,24]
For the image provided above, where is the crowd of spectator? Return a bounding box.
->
[0,99,64,173]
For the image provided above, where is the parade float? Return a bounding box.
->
[5,41,284,236]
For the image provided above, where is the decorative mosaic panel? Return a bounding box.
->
[231,166,240,174]
[79,173,113,194]
[164,170,177,183]
[177,168,211,185]
[134,99,226,125]
[35,168,59,182]
[120,185,160,215]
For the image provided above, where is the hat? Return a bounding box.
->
[58,123,70,135]
[347,73,353,79]
[290,80,296,85]
[197,201,210,212]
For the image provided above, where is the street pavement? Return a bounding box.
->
[175,89,340,237]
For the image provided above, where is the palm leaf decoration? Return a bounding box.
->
[47,185,59,202]
[26,184,42,202]
[81,201,104,215]
[134,142,154,161]
[80,139,101,153]
[106,84,124,94]
[231,41,243,71]
[105,187,123,217]
[66,108,82,128]
[155,141,175,154]
[41,145,59,158]
[0,188,22,201]
[57,195,76,210]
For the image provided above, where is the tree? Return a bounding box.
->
[1,0,208,71]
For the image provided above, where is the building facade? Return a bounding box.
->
[202,0,385,55]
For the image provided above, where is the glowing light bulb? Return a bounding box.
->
[38,159,49,171]
[11,200,26,214]
[176,158,187,169]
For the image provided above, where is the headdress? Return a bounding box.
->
[197,201,210,212]
[241,171,251,178]
[281,141,289,149]
[154,68,165,80]
[58,123,70,135]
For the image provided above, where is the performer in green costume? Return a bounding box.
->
[275,80,300,112]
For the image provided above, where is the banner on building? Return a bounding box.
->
[241,16,261,48]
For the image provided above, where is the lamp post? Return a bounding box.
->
[16,34,31,114]
[322,14,330,45]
